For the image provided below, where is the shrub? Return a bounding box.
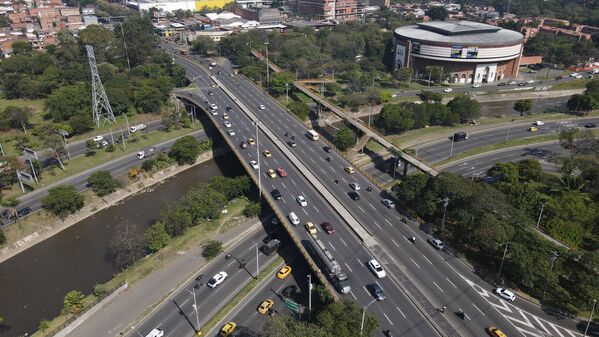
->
[202,240,223,259]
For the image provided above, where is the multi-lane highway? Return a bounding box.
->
[175,60,441,337]
[172,54,598,337]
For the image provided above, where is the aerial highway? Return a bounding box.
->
[175,59,443,337]
[173,54,598,337]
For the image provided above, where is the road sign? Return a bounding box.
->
[283,298,300,312]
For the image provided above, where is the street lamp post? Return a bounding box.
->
[536,203,545,228]
[264,42,270,87]
[542,251,559,300]
[505,125,511,143]
[255,243,259,279]
[498,242,509,280]
[308,274,312,319]
[449,137,455,158]
[360,298,378,336]
[583,299,597,337]
[185,288,201,335]
[285,83,289,104]
[440,197,449,236]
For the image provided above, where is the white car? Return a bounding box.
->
[508,81,517,85]
[350,182,361,191]
[494,287,516,301]
[93,135,104,142]
[100,140,109,147]
[207,271,228,288]
[382,199,395,209]
[569,72,579,77]
[533,121,545,126]
[526,79,535,84]
[428,238,444,250]
[575,74,583,79]
[296,195,307,207]
[227,129,235,136]
[367,259,386,278]
[443,88,453,93]
[211,109,218,116]
[259,104,266,110]
[249,160,259,170]
[472,83,481,88]
[223,121,232,128]
[209,103,218,110]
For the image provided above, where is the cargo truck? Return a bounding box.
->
[305,235,351,294]
[130,123,147,133]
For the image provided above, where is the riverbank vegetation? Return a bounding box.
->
[393,132,599,313]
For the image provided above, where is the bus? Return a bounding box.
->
[306,130,319,141]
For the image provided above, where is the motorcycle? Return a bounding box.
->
[366,187,372,192]
[409,236,416,243]
[326,157,331,162]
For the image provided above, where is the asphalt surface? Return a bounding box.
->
[172,54,598,337]
[0,129,207,219]
[414,118,599,164]
[175,57,440,337]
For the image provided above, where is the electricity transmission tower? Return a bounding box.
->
[86,45,116,127]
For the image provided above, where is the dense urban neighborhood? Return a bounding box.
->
[0,0,598,336]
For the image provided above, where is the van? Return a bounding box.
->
[261,239,280,255]
[306,130,319,141]
[137,151,145,160]
[453,132,468,142]
[288,212,300,225]
[145,328,164,337]
[130,123,147,133]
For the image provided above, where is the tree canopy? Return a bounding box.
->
[169,136,201,165]
[42,185,85,218]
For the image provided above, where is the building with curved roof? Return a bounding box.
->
[393,20,524,84]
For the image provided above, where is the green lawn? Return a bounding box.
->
[551,79,589,91]
[3,125,202,199]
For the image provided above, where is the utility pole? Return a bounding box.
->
[307,274,312,319]
[264,42,270,88]
[0,141,5,156]
[498,242,509,280]
[360,299,378,336]
[255,244,259,279]
[87,45,116,127]
[536,203,545,228]
[505,125,511,143]
[58,129,71,160]
[542,251,559,300]
[285,83,289,104]
[185,288,200,335]
[441,197,449,235]
[449,138,455,158]
[583,299,597,337]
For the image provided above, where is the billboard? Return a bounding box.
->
[395,44,407,68]
[411,42,421,54]
[450,45,463,58]
[466,47,479,59]
[451,46,479,59]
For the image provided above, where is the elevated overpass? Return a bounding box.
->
[250,49,439,177]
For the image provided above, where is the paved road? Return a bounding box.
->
[176,57,441,337]
[1,129,207,219]
[176,55,598,337]
[442,142,563,177]
[414,118,599,164]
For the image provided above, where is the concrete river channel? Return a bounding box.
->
[0,153,244,337]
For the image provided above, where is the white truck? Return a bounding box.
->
[130,123,147,133]
[137,147,155,160]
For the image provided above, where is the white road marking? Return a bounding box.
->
[302,208,308,216]
[396,307,407,318]
[383,313,394,325]
[362,286,370,296]
[373,221,382,230]
[309,158,315,164]
[320,168,326,174]
[446,277,457,288]
[385,218,393,226]
[432,281,444,293]
[423,255,433,265]
[368,202,376,210]
[358,206,366,213]
[226,260,236,268]
[391,239,400,247]
[344,262,353,272]
[349,290,357,300]
[410,258,420,269]
[340,238,348,247]
[313,206,321,213]
[281,182,286,188]
[329,241,336,251]
[291,179,297,186]
[472,303,485,316]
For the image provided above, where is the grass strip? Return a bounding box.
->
[200,256,284,335]
[551,79,589,91]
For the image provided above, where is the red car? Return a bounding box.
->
[321,222,334,234]
[276,167,287,177]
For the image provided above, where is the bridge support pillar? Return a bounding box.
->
[402,159,409,176]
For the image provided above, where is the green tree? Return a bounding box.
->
[566,94,597,114]
[517,159,543,181]
[108,221,146,270]
[63,290,85,314]
[202,240,223,259]
[44,84,90,123]
[181,187,227,223]
[393,67,413,83]
[487,162,519,185]
[243,201,261,217]
[426,6,448,20]
[205,176,250,200]
[117,15,158,67]
[169,136,201,165]
[191,36,216,55]
[134,86,163,113]
[513,99,533,116]
[376,104,415,134]
[11,41,33,56]
[418,90,442,103]
[144,221,170,253]
[5,106,33,133]
[161,204,192,237]
[317,299,379,337]
[269,72,294,95]
[42,185,85,218]
[335,127,357,151]
[447,95,480,121]
[288,101,310,121]
[87,170,120,196]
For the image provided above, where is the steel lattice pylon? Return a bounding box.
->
[86,45,116,127]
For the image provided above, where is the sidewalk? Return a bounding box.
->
[67,218,263,337]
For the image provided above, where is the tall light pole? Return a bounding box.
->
[583,299,597,337]
[440,197,449,236]
[542,251,559,300]
[449,137,455,158]
[264,42,270,88]
[307,274,312,319]
[255,243,259,279]
[285,83,289,104]
[498,242,509,280]
[185,288,200,335]
[254,120,261,203]
[505,125,511,143]
[360,298,378,336]
[536,203,545,228]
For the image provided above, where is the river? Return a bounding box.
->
[0,153,243,337]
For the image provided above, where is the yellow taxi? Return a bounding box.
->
[486,327,507,337]
[263,150,272,158]
[305,221,317,235]
[267,169,277,178]
[277,265,292,279]
[248,138,255,145]
[528,127,538,132]
[345,166,355,174]
[257,299,274,314]
[222,113,229,120]
[220,322,236,336]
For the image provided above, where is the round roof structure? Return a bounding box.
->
[394,20,524,47]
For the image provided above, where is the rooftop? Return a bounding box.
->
[395,20,523,46]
